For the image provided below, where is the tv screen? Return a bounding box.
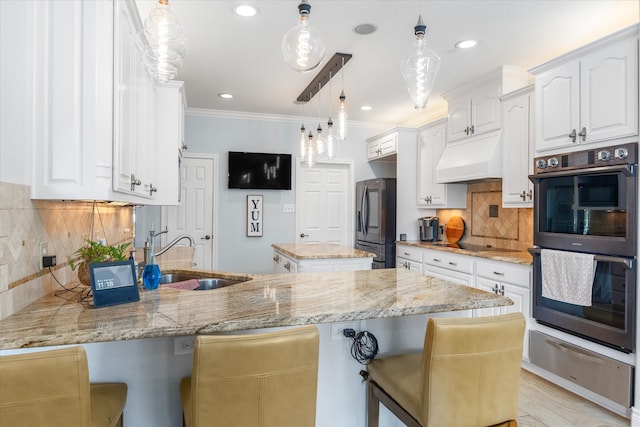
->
[228,151,292,190]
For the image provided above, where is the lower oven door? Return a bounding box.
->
[529,248,636,353]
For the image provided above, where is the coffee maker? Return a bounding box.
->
[418,217,439,242]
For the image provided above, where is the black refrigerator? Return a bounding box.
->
[355,178,396,269]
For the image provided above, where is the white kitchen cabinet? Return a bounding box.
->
[416,119,466,208]
[272,251,298,274]
[501,85,534,208]
[272,250,372,274]
[396,244,423,273]
[148,81,185,205]
[366,130,398,160]
[474,258,531,360]
[531,26,638,152]
[422,249,474,318]
[112,0,155,199]
[26,0,180,202]
[443,66,531,143]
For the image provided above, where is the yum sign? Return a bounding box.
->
[247,195,263,237]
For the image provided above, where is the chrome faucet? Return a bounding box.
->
[155,234,195,257]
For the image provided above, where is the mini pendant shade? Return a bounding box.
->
[141,0,187,82]
[325,119,340,160]
[337,91,348,141]
[304,131,318,168]
[401,15,440,109]
[282,1,326,72]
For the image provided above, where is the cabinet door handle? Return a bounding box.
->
[149,184,157,196]
[493,284,499,293]
[469,124,475,135]
[130,174,142,191]
[569,128,577,142]
[520,190,527,201]
[527,189,533,200]
[448,261,457,266]
[578,127,587,142]
[273,254,280,263]
[433,258,441,263]
[284,262,291,271]
[493,271,505,276]
[464,126,469,135]
[499,285,505,296]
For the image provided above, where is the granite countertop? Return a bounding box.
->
[272,243,376,260]
[397,241,533,265]
[0,268,512,350]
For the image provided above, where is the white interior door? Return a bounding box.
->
[162,155,217,269]
[296,160,354,245]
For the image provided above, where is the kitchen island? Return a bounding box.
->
[272,242,375,273]
[0,268,511,350]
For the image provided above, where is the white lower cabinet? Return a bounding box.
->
[474,258,531,360]
[396,245,423,273]
[422,248,474,318]
[272,250,372,274]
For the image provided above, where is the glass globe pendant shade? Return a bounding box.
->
[315,123,326,158]
[325,119,340,160]
[281,1,325,72]
[401,15,440,109]
[337,91,348,141]
[299,124,307,162]
[304,131,318,168]
[141,0,188,82]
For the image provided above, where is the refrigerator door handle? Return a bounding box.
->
[362,185,369,236]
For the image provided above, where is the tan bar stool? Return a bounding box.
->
[365,312,526,427]
[0,346,127,427]
[180,325,319,427]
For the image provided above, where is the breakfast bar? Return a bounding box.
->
[0,268,511,350]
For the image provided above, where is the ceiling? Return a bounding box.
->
[135,0,638,128]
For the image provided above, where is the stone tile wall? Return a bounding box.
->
[0,182,133,319]
[436,181,533,251]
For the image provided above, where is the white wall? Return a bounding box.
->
[138,110,393,274]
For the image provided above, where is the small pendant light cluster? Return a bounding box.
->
[400,15,440,109]
[141,0,188,82]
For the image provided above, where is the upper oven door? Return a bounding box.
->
[531,164,636,257]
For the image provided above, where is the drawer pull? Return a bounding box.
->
[433,258,441,262]
[493,271,505,276]
[404,252,410,256]
[448,261,457,266]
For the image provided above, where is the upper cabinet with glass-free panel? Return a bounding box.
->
[531,25,638,153]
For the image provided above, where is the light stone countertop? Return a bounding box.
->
[397,241,533,265]
[272,243,376,260]
[0,268,512,350]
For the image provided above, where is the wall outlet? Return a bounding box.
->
[283,204,295,213]
[331,321,360,341]
[174,336,195,355]
[39,242,48,270]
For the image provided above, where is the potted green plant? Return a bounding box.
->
[68,240,131,286]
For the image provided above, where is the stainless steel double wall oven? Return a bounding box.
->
[529,143,637,353]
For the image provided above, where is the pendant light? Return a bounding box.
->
[281,0,326,73]
[303,92,318,168]
[400,15,440,109]
[337,57,348,141]
[325,71,340,160]
[141,0,188,82]
[299,124,307,163]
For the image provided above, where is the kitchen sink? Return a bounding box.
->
[160,272,247,290]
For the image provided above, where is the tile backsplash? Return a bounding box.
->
[0,182,133,319]
[437,181,533,251]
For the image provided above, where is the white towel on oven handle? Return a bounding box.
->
[541,249,596,306]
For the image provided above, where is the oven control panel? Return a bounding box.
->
[532,143,637,174]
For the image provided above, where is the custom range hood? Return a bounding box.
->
[435,130,502,183]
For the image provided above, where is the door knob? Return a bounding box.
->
[300,233,309,238]
[201,235,211,240]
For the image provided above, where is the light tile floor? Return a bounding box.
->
[519,370,629,427]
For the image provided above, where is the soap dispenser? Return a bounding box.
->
[142,230,162,290]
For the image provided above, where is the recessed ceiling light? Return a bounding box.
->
[455,39,477,49]
[353,23,377,35]
[360,105,373,111]
[218,93,233,99]
[233,4,258,17]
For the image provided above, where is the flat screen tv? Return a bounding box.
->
[228,151,292,190]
